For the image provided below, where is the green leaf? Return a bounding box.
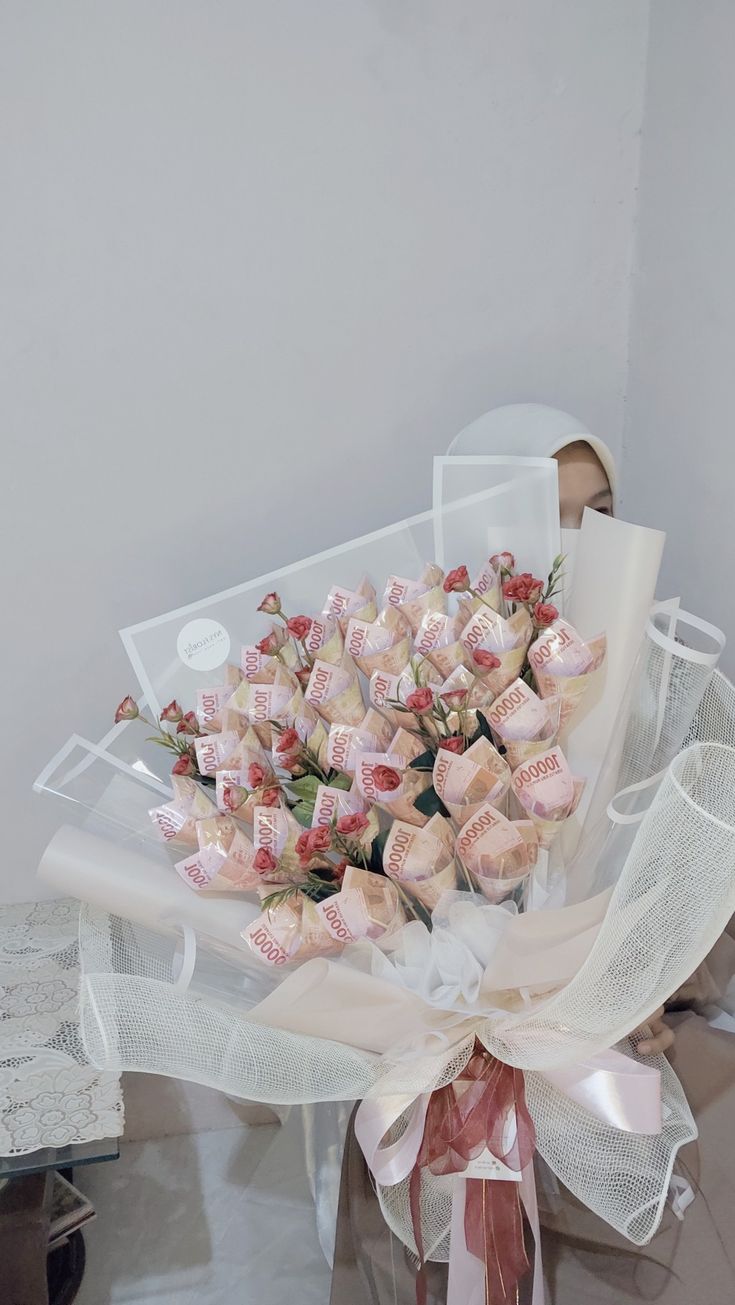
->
[288,774,321,800]
[291,801,315,828]
[408,748,436,772]
[412,786,450,819]
[327,771,352,791]
[474,712,493,741]
[367,828,389,873]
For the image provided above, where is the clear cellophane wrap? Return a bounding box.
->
[72,634,735,1266]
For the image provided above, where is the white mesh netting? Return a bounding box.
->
[73,664,735,1257]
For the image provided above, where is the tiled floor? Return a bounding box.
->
[75,1105,332,1304]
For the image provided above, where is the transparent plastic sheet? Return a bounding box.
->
[432,456,560,580]
[33,464,735,1276]
[121,514,436,717]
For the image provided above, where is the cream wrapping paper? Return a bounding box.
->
[563,510,665,876]
[38,824,260,960]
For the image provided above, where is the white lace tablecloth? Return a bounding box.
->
[0,899,124,1156]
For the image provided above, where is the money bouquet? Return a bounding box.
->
[35,459,735,1304]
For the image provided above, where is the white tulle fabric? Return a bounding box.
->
[75,657,735,1259]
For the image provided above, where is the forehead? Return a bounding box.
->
[554,442,611,495]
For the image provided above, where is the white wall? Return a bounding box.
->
[622,0,735,675]
[1,0,649,903]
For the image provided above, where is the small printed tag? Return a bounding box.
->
[463,1148,522,1182]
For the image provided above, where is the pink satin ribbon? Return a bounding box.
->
[355,1045,662,1305]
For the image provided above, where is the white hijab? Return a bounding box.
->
[447,402,617,502]
[447,403,617,596]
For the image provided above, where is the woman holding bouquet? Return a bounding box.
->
[329,406,735,1304]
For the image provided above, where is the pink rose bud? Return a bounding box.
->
[533,601,559,628]
[296,826,332,866]
[172,754,196,777]
[405,687,435,713]
[438,735,465,754]
[473,648,501,671]
[253,848,278,874]
[332,859,349,882]
[502,572,544,605]
[114,695,139,724]
[176,711,201,736]
[440,688,468,709]
[256,631,279,656]
[336,812,370,837]
[260,786,281,808]
[257,592,281,615]
[286,616,313,640]
[295,666,312,689]
[443,565,471,594]
[490,552,515,573]
[372,764,402,793]
[248,762,266,788]
[160,699,183,724]
[276,728,301,754]
[223,784,249,812]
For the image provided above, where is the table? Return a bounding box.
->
[1,899,123,1304]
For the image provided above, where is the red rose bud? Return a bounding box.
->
[276,728,301,754]
[257,592,281,615]
[176,711,201,736]
[172,754,196,776]
[256,631,279,656]
[473,648,501,671]
[223,784,249,812]
[490,551,515,573]
[160,699,183,724]
[533,601,559,627]
[336,812,369,837]
[443,565,471,594]
[248,762,266,788]
[114,695,139,724]
[296,826,332,866]
[295,666,312,689]
[405,687,435,713]
[438,735,465,754]
[502,572,544,605]
[280,754,304,775]
[286,615,313,640]
[440,688,468,709]
[253,848,278,874]
[372,764,401,793]
[260,786,281,808]
[332,859,349,882]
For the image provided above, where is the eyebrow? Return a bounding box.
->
[588,489,613,505]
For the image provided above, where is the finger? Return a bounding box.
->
[637,1025,675,1056]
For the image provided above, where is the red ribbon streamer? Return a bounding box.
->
[409,1040,536,1305]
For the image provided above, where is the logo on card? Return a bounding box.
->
[176,618,231,671]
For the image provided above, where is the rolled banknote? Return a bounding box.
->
[413,609,469,680]
[149,774,218,847]
[301,614,344,666]
[486,678,561,769]
[510,745,585,848]
[226,666,297,747]
[311,783,379,849]
[215,728,276,819]
[305,654,365,727]
[382,814,457,911]
[251,801,305,877]
[455,802,538,904]
[466,558,501,613]
[344,604,412,677]
[526,618,607,729]
[368,660,442,731]
[172,816,264,894]
[458,604,534,696]
[322,577,377,634]
[334,865,406,939]
[432,736,511,825]
[326,709,393,776]
[382,563,446,635]
[353,747,431,827]
[243,895,335,967]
